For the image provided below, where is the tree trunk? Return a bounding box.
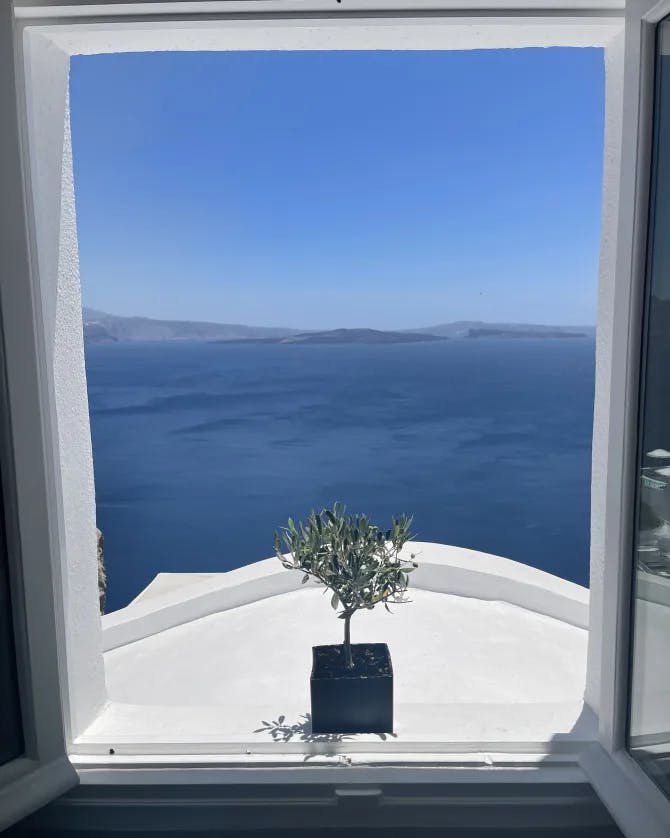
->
[343,613,354,669]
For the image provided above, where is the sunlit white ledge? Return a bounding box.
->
[79,543,591,755]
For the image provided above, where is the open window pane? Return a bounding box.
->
[628,13,670,799]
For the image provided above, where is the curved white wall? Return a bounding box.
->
[102,542,589,652]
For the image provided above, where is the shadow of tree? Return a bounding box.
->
[254,713,350,744]
[254,712,397,746]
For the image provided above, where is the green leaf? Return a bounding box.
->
[274,506,414,618]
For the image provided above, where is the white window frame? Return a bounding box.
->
[4,0,670,834]
[0,1,78,829]
[580,1,670,836]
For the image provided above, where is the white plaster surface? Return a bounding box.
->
[105,588,586,708]
[26,18,622,57]
[101,543,589,652]
[23,28,106,740]
[130,573,218,604]
[82,547,591,752]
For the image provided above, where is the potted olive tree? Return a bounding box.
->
[274,503,417,734]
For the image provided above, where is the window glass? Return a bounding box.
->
[628,15,670,797]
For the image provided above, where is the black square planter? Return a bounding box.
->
[310,642,393,734]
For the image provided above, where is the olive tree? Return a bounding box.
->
[274,503,417,669]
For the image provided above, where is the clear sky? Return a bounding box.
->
[70,48,604,330]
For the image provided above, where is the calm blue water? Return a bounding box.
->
[85,339,595,612]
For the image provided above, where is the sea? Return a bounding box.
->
[84,338,595,612]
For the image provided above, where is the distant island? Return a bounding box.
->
[82,308,298,344]
[215,328,447,345]
[467,327,587,339]
[82,308,595,345]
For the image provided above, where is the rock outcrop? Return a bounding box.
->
[97,528,106,614]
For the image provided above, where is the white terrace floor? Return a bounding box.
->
[77,543,593,756]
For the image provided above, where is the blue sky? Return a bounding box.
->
[70,48,604,330]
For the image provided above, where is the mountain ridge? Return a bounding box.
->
[409,320,595,338]
[82,307,595,344]
[215,328,448,345]
[82,308,300,343]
